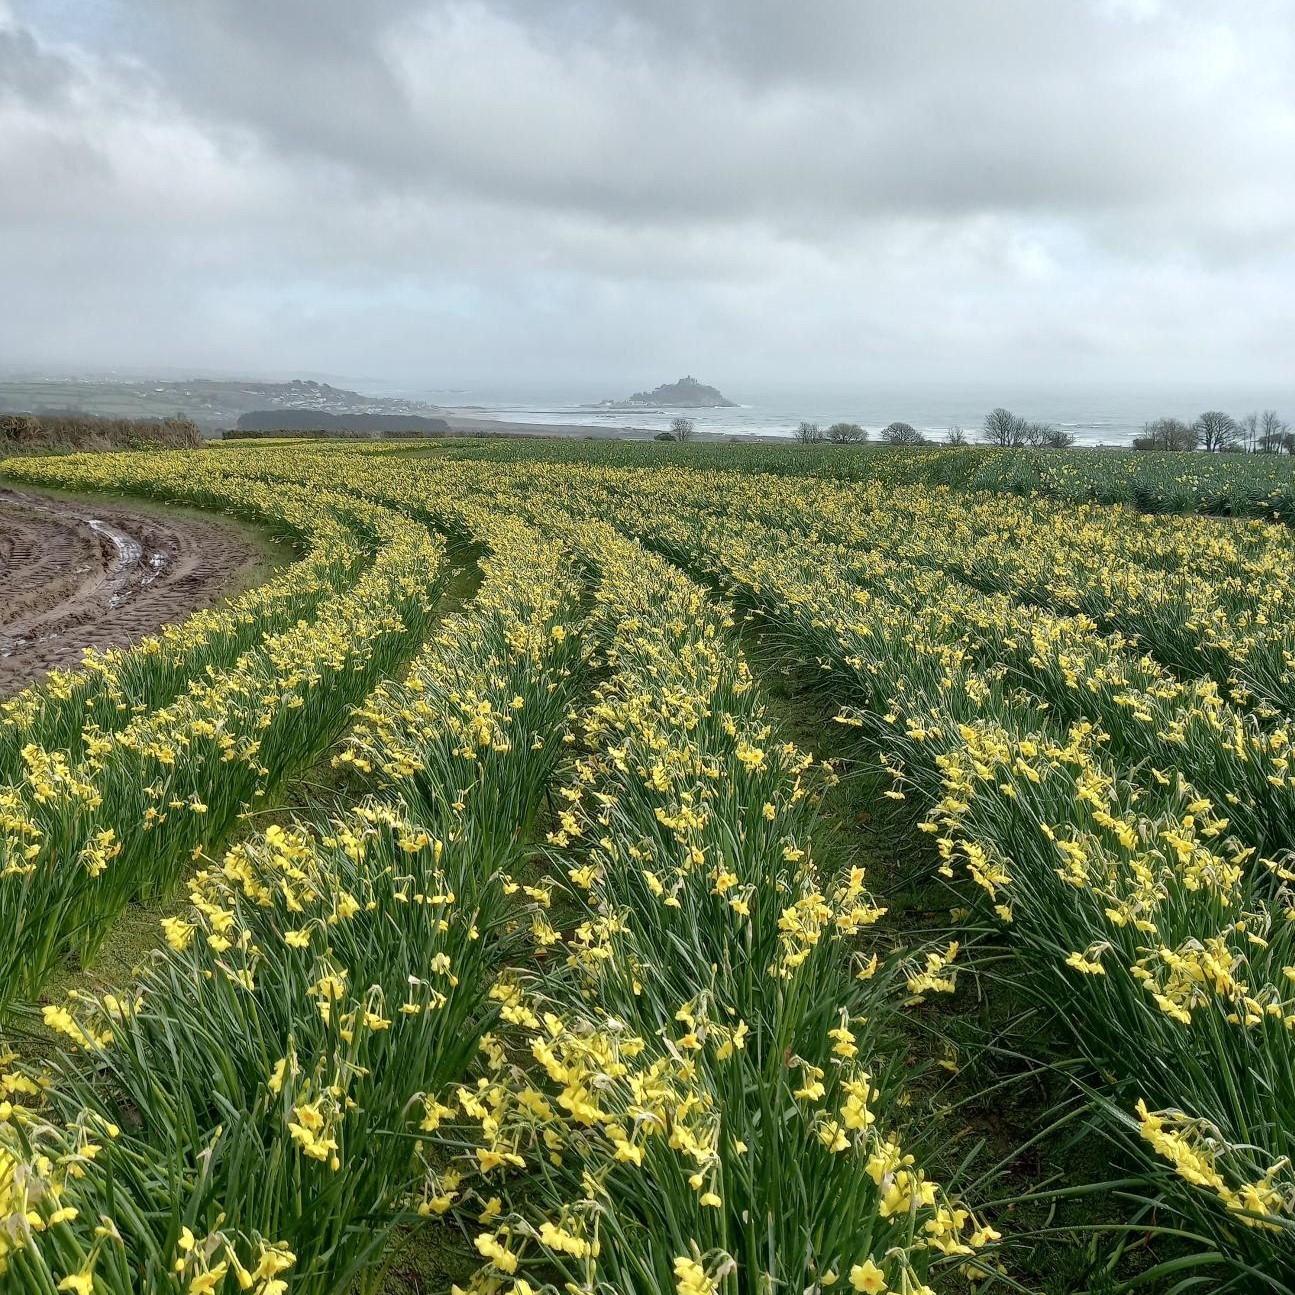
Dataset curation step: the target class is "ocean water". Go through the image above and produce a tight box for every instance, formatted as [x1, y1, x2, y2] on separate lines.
[388, 381, 1295, 449]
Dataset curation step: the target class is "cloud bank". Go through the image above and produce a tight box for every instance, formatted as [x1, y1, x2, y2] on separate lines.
[2, 0, 1293, 386]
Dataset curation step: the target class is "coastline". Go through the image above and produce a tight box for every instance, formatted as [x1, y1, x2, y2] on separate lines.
[436, 411, 764, 441]
[438, 412, 656, 439]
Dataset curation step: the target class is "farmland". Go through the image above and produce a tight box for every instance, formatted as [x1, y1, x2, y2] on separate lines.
[1, 439, 1294, 1295]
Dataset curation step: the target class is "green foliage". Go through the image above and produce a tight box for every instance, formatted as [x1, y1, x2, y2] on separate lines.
[0, 413, 203, 453]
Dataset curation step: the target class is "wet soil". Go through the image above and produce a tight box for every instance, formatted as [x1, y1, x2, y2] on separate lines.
[0, 486, 272, 694]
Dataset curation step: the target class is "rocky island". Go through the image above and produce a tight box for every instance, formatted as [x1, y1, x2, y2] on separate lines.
[595, 375, 738, 409]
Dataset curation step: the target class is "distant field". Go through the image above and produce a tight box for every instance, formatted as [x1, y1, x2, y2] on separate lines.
[1, 439, 1294, 1295]
[441, 434, 1295, 518]
[0, 381, 210, 421]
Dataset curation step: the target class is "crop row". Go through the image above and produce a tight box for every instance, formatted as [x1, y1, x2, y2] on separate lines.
[433, 515, 990, 1295]
[422, 436, 1295, 521]
[551, 468, 1295, 1285]
[0, 494, 589, 1293]
[578, 460, 1295, 718]
[0, 455, 446, 1016]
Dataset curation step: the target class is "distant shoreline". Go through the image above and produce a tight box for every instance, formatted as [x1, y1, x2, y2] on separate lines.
[435, 411, 765, 440]
[438, 411, 653, 439]
[10, 374, 1294, 449]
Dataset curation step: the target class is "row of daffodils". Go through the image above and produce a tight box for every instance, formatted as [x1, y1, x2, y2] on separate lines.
[0, 453, 447, 1017]
[0, 482, 590, 1292]
[430, 515, 991, 1295]
[526, 456, 1295, 1284]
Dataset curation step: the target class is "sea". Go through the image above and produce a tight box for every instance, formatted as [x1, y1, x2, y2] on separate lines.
[373, 381, 1295, 449]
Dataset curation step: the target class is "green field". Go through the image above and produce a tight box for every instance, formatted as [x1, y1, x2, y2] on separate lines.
[1, 439, 1294, 1295]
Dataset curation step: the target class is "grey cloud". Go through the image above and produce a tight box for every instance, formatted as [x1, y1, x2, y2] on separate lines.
[0, 21, 72, 102]
[1, 0, 1294, 386]
[63, 1, 1295, 229]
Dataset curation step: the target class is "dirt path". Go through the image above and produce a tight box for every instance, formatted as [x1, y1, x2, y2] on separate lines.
[0, 486, 274, 694]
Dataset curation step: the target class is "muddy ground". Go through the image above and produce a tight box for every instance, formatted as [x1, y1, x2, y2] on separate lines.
[0, 486, 276, 694]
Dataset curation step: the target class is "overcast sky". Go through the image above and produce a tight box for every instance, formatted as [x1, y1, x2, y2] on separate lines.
[2, 0, 1293, 390]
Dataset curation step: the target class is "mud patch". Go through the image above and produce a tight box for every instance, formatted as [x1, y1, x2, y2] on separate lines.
[0, 487, 272, 694]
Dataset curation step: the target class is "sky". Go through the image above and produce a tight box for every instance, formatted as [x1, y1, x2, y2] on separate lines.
[2, 0, 1294, 391]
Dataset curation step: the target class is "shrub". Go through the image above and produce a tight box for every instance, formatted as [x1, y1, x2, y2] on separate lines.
[1025, 422, 1075, 449]
[880, 422, 925, 445]
[1132, 418, 1200, 452]
[0, 413, 203, 452]
[980, 408, 1029, 447]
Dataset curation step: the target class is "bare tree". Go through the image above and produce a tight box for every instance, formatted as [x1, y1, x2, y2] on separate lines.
[1132, 418, 1199, 451]
[879, 421, 925, 445]
[670, 416, 696, 442]
[1194, 410, 1239, 453]
[1258, 410, 1290, 454]
[944, 424, 968, 446]
[794, 420, 823, 444]
[980, 408, 1029, 447]
[1024, 421, 1075, 449]
[826, 421, 867, 444]
[1237, 411, 1260, 453]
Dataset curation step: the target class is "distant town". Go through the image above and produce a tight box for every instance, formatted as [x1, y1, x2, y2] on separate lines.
[0, 377, 442, 435]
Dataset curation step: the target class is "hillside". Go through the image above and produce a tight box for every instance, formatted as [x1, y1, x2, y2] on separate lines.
[0, 377, 444, 434]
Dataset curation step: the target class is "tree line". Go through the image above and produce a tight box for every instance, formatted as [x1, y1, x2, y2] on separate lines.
[786, 407, 1294, 453]
[792, 411, 1075, 448]
[1130, 410, 1293, 453]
